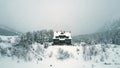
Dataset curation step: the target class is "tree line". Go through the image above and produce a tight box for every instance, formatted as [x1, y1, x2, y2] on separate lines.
[20, 29, 53, 44]
[73, 19, 120, 45]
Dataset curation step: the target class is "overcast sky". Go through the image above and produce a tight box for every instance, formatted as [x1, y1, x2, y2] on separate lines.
[0, 0, 120, 35]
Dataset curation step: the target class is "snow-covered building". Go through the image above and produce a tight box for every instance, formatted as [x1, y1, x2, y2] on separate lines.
[53, 31, 72, 45]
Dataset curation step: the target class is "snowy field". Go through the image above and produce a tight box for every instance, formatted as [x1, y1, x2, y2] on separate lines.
[0, 36, 120, 68]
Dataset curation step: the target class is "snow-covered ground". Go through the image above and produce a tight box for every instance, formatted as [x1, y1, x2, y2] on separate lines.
[0, 36, 120, 68]
[0, 35, 18, 45]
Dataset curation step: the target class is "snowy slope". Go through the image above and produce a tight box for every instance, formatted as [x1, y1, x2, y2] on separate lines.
[0, 36, 18, 48]
[0, 44, 120, 68]
[0, 35, 18, 43]
[0, 35, 120, 68]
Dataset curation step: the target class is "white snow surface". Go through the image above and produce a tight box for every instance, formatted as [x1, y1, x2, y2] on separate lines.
[0, 45, 120, 68]
[0, 35, 18, 43]
[0, 36, 120, 68]
[0, 35, 18, 48]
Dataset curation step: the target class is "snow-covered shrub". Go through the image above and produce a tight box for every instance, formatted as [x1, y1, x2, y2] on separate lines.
[82, 45, 94, 61]
[0, 47, 12, 57]
[43, 42, 49, 49]
[82, 44, 111, 62]
[16, 34, 32, 51]
[7, 37, 12, 43]
[0, 48, 7, 56]
[11, 46, 33, 61]
[12, 36, 21, 46]
[32, 43, 45, 58]
[0, 35, 46, 61]
[57, 48, 71, 60]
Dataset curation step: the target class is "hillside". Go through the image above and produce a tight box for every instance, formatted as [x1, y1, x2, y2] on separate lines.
[0, 35, 120, 68]
[0, 25, 20, 36]
[73, 19, 120, 45]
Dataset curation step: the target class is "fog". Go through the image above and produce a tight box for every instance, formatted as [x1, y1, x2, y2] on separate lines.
[0, 0, 120, 35]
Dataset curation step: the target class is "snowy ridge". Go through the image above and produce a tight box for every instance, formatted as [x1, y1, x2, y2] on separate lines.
[0, 25, 13, 32]
[0, 25, 18, 34]
[0, 25, 21, 36]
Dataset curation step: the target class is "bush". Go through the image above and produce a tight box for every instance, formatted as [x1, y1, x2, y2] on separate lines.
[57, 48, 70, 60]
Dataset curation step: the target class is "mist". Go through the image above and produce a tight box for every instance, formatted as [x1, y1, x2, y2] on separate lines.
[0, 0, 120, 35]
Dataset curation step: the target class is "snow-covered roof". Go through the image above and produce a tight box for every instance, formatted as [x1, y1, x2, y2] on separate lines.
[53, 31, 72, 39]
